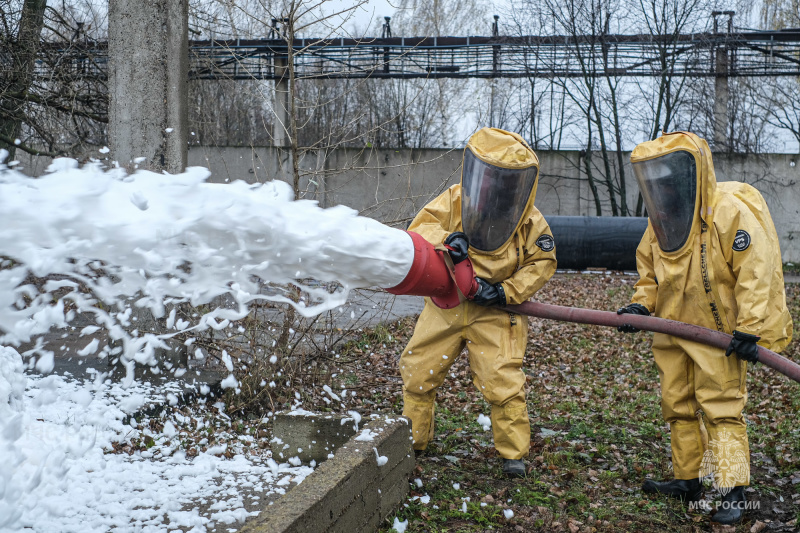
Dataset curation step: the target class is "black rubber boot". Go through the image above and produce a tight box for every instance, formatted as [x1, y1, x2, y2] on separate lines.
[711, 486, 746, 525]
[642, 478, 703, 503]
[502, 459, 526, 478]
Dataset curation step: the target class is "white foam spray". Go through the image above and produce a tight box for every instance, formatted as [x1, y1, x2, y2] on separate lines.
[0, 155, 413, 357]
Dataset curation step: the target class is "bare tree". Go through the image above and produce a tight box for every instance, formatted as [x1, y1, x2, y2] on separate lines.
[760, 0, 800, 29]
[1, 0, 109, 159]
[633, 0, 703, 139]
[505, 0, 779, 215]
[755, 80, 800, 153]
[356, 0, 491, 150]
[1, 0, 48, 158]
[189, 79, 274, 146]
[539, 0, 633, 215]
[181, 1, 449, 396]
[753, 0, 800, 153]
[500, 3, 579, 149]
[628, 0, 708, 213]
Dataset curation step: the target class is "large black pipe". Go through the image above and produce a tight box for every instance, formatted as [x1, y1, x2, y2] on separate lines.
[544, 216, 648, 271]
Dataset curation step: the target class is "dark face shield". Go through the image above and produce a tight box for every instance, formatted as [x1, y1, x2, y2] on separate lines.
[632, 150, 698, 252]
[461, 148, 539, 252]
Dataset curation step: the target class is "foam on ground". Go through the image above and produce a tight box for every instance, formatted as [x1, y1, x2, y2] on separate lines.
[0, 348, 312, 531]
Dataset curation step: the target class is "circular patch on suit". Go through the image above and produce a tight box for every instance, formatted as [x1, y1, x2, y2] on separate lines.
[732, 230, 751, 252]
[535, 234, 555, 252]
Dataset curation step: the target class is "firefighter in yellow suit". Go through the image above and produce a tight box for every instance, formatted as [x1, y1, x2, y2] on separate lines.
[399, 128, 557, 477]
[618, 131, 792, 524]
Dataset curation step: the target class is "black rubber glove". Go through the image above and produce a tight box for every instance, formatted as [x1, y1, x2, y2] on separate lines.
[471, 277, 506, 307]
[444, 232, 469, 264]
[616, 303, 650, 333]
[725, 330, 760, 363]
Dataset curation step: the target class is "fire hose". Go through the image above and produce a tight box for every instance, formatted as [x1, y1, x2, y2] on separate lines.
[386, 230, 800, 384]
[506, 301, 800, 384]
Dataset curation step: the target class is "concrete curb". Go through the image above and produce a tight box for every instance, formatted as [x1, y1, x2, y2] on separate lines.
[271, 411, 359, 464]
[240, 415, 414, 533]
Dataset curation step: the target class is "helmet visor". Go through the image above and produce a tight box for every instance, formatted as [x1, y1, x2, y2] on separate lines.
[461, 148, 538, 252]
[632, 150, 697, 252]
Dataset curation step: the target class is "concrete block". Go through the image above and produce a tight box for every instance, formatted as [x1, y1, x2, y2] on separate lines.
[312, 453, 379, 525]
[251, 429, 376, 527]
[272, 411, 358, 463]
[243, 447, 375, 533]
[381, 453, 415, 488]
[352, 417, 413, 526]
[379, 477, 411, 521]
[329, 481, 380, 533]
[370, 418, 413, 478]
[240, 414, 414, 533]
[359, 511, 382, 533]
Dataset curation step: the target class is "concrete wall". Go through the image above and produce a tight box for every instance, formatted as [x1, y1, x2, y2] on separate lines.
[713, 153, 800, 263]
[271, 412, 358, 463]
[11, 146, 800, 262]
[187, 146, 800, 263]
[188, 145, 465, 227]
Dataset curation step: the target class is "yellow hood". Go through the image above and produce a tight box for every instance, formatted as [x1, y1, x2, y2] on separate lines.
[466, 127, 540, 170]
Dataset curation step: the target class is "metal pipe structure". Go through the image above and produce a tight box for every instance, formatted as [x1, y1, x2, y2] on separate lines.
[30, 28, 800, 82]
[506, 301, 800, 384]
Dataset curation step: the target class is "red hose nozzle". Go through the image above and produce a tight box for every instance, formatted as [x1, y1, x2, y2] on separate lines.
[385, 231, 478, 309]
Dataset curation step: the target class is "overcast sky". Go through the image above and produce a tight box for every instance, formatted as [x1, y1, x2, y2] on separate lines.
[314, 0, 399, 36]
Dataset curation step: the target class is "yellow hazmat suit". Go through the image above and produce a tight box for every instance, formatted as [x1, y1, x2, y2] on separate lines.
[399, 128, 557, 459]
[629, 132, 792, 486]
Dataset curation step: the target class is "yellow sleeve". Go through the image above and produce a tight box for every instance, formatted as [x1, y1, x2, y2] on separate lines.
[499, 208, 557, 305]
[407, 186, 457, 245]
[631, 226, 658, 313]
[715, 203, 776, 338]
